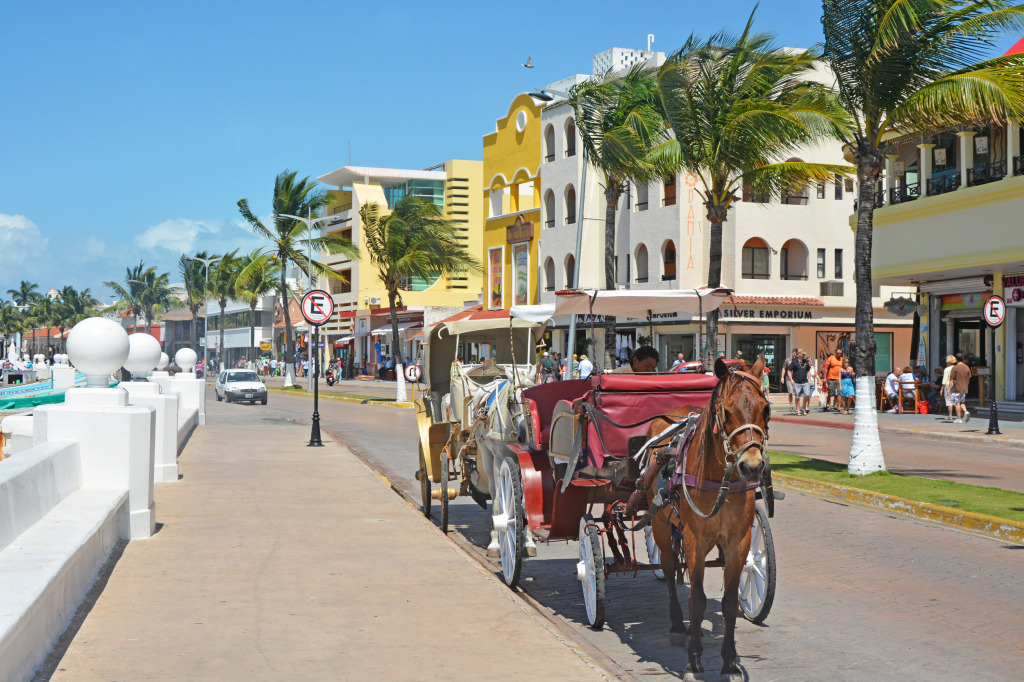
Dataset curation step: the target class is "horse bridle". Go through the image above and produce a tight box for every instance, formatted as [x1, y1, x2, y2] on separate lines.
[679, 369, 770, 520]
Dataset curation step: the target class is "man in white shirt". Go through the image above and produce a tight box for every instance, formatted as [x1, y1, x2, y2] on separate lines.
[578, 355, 594, 379]
[884, 368, 901, 412]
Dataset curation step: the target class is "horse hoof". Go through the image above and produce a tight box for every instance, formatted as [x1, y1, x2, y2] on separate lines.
[682, 672, 704, 682]
[669, 631, 686, 646]
[486, 546, 500, 558]
[721, 674, 743, 682]
[526, 545, 537, 557]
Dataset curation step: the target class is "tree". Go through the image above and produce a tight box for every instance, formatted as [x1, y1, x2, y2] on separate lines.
[237, 170, 358, 387]
[567, 63, 675, 369]
[135, 267, 179, 336]
[26, 296, 61, 356]
[235, 249, 281, 361]
[104, 262, 150, 332]
[360, 196, 480, 401]
[0, 300, 22, 357]
[821, 0, 1024, 474]
[6, 280, 40, 307]
[208, 250, 240, 368]
[180, 252, 213, 352]
[657, 12, 851, 367]
[56, 286, 98, 352]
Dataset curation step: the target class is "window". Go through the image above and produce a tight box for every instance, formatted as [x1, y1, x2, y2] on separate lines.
[834, 249, 843, 279]
[844, 178, 854, 193]
[816, 183, 825, 199]
[564, 254, 576, 288]
[565, 185, 576, 224]
[663, 175, 677, 206]
[544, 190, 555, 228]
[817, 248, 826, 278]
[741, 238, 770, 279]
[834, 173, 843, 200]
[544, 258, 555, 291]
[662, 240, 676, 281]
[780, 239, 809, 280]
[636, 182, 649, 211]
[544, 124, 555, 162]
[565, 119, 577, 157]
[742, 181, 769, 203]
[635, 244, 649, 283]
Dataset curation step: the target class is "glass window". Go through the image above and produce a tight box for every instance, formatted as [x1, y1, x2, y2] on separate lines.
[834, 249, 843, 279]
[834, 174, 843, 200]
[817, 249, 826, 278]
[742, 246, 770, 279]
[816, 183, 825, 199]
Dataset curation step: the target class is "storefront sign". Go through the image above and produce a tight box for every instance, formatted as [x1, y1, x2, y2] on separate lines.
[259, 342, 271, 351]
[883, 296, 916, 317]
[934, 148, 947, 166]
[488, 246, 504, 310]
[513, 242, 529, 306]
[1002, 273, 1024, 300]
[505, 216, 534, 243]
[976, 136, 989, 154]
[720, 308, 816, 320]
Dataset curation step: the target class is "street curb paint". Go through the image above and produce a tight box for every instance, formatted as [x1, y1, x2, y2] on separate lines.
[775, 472, 1024, 545]
[266, 386, 414, 409]
[773, 415, 1024, 450]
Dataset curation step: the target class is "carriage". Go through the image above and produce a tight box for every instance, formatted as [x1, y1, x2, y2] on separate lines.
[489, 289, 780, 630]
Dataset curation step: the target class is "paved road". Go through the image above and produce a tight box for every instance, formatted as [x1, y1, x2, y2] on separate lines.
[260, 391, 1024, 680]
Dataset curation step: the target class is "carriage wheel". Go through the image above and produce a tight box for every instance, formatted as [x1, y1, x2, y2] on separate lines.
[644, 526, 665, 580]
[418, 445, 431, 519]
[577, 513, 606, 629]
[739, 502, 776, 624]
[440, 446, 451, 534]
[494, 458, 525, 588]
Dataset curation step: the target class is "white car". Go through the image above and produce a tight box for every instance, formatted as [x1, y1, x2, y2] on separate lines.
[215, 370, 268, 405]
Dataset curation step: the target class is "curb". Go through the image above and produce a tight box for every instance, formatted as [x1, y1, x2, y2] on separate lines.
[775, 472, 1024, 545]
[773, 414, 1024, 449]
[266, 386, 414, 409]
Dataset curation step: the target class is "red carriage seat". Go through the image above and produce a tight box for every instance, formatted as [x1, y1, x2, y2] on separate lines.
[521, 379, 593, 447]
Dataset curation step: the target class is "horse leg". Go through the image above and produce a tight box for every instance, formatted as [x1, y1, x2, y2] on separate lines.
[684, 537, 708, 681]
[719, 545, 744, 681]
[478, 437, 500, 557]
[654, 511, 686, 645]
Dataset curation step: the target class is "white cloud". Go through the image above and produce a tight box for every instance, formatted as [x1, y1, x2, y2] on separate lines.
[135, 217, 266, 256]
[0, 213, 48, 264]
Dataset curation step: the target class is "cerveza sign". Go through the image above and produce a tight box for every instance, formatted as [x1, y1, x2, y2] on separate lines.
[721, 308, 816, 320]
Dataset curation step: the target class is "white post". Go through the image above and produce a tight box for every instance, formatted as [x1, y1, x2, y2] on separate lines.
[918, 143, 935, 194]
[885, 155, 898, 200]
[849, 375, 887, 474]
[1007, 123, 1020, 174]
[958, 131, 975, 189]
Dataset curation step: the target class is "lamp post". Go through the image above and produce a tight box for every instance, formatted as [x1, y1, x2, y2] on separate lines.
[184, 256, 221, 382]
[278, 212, 342, 392]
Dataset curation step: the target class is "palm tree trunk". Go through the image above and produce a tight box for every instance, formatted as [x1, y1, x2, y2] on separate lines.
[280, 259, 296, 388]
[191, 307, 199, 352]
[849, 156, 886, 475]
[388, 287, 407, 402]
[603, 185, 621, 372]
[705, 217, 725, 368]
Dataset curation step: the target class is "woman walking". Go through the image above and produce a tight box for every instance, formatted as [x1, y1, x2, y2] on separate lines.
[839, 358, 856, 414]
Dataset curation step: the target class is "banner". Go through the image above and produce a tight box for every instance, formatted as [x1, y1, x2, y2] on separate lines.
[488, 246, 504, 309]
[513, 243, 529, 306]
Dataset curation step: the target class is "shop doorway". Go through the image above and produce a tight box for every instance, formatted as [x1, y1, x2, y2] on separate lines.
[659, 333, 696, 370]
[733, 334, 787, 390]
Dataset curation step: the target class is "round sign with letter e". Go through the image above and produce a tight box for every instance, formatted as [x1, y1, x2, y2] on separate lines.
[405, 364, 422, 382]
[983, 295, 1006, 328]
[301, 290, 334, 326]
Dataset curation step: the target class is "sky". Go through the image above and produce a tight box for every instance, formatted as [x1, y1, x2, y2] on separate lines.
[1, 0, 1019, 303]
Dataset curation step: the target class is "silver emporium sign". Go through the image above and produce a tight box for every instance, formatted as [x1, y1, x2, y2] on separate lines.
[721, 308, 816, 320]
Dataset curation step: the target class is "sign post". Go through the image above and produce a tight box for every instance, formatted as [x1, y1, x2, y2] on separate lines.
[404, 363, 421, 404]
[301, 290, 334, 447]
[983, 295, 1005, 435]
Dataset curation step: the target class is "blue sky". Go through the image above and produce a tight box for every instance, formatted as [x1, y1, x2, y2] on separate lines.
[1, 1, 1018, 303]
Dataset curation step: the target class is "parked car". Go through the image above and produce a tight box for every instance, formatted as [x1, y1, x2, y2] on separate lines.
[215, 370, 268, 405]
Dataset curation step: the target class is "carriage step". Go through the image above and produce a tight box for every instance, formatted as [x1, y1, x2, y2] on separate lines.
[431, 487, 458, 501]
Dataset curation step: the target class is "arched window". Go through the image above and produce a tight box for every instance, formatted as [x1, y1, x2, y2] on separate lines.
[636, 182, 649, 211]
[544, 124, 556, 162]
[564, 254, 576, 288]
[544, 189, 555, 228]
[565, 118, 577, 157]
[781, 158, 809, 205]
[565, 185, 576, 224]
[662, 240, 676, 281]
[663, 175, 677, 206]
[635, 243, 649, 283]
[779, 239, 809, 280]
[742, 238, 770, 279]
[544, 257, 556, 291]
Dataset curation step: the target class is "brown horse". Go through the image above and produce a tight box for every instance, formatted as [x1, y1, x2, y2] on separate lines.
[651, 357, 769, 681]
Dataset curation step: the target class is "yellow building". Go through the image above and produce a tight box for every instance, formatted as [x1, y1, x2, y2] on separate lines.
[315, 160, 483, 373]
[482, 93, 545, 309]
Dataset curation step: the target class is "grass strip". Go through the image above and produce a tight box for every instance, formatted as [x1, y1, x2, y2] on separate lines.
[770, 451, 1024, 523]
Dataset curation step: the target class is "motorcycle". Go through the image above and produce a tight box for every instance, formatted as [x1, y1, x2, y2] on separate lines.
[325, 368, 336, 386]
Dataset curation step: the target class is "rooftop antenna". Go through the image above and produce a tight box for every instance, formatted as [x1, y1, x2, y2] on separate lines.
[648, 34, 655, 51]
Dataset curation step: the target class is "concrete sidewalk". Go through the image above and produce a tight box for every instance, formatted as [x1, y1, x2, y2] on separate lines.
[42, 407, 604, 680]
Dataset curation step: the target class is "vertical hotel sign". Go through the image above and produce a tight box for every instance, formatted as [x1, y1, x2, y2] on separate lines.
[513, 243, 529, 305]
[488, 246, 504, 309]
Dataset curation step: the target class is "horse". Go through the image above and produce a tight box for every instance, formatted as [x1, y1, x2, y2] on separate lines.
[651, 356, 769, 681]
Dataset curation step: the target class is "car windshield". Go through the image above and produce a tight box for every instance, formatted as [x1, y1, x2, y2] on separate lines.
[227, 371, 261, 383]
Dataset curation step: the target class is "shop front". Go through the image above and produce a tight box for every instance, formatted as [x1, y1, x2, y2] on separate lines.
[1002, 273, 1024, 401]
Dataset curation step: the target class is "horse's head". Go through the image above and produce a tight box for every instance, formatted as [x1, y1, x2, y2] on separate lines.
[713, 356, 770, 483]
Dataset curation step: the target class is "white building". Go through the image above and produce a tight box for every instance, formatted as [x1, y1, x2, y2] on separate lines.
[204, 297, 275, 369]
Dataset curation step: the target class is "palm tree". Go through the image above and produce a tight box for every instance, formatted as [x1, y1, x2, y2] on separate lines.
[7, 281, 40, 307]
[567, 63, 675, 369]
[180, 252, 213, 352]
[821, 0, 1024, 474]
[237, 170, 358, 387]
[56, 286, 98, 352]
[0, 301, 22, 358]
[360, 196, 480, 401]
[657, 12, 851, 367]
[27, 296, 61, 356]
[235, 249, 281, 361]
[135, 268, 179, 336]
[208, 251, 240, 367]
[104, 262, 150, 332]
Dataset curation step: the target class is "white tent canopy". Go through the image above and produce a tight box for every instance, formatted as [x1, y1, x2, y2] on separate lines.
[510, 288, 733, 322]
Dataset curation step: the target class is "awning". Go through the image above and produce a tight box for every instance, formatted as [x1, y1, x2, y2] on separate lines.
[333, 336, 354, 346]
[511, 288, 734, 321]
[370, 321, 422, 336]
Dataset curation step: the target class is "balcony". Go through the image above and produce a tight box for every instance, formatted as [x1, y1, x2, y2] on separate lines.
[781, 274, 809, 281]
[780, 194, 809, 205]
[889, 182, 920, 205]
[927, 173, 961, 196]
[968, 160, 1007, 186]
[661, 274, 676, 282]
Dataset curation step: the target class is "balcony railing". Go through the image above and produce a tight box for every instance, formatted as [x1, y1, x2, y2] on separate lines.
[566, 216, 576, 225]
[635, 276, 649, 283]
[662, 274, 676, 281]
[741, 272, 770, 280]
[545, 219, 555, 228]
[889, 182, 920, 205]
[1015, 156, 1024, 176]
[781, 274, 809, 281]
[566, 147, 576, 157]
[927, 173, 961, 196]
[636, 201, 648, 211]
[544, 285, 555, 292]
[545, 154, 555, 162]
[967, 160, 1007, 186]
[780, 194, 809, 205]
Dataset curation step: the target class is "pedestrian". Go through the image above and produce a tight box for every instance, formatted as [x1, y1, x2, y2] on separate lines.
[784, 349, 798, 413]
[578, 354, 593, 380]
[948, 353, 972, 423]
[270, 357, 278, 377]
[613, 345, 659, 373]
[571, 353, 579, 379]
[761, 366, 770, 394]
[820, 348, 844, 412]
[884, 367, 901, 412]
[540, 352, 556, 383]
[553, 352, 563, 380]
[941, 355, 956, 420]
[671, 352, 686, 370]
[899, 365, 917, 409]
[839, 358, 855, 414]
[789, 349, 812, 415]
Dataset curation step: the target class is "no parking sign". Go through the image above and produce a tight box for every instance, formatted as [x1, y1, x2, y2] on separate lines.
[983, 295, 1005, 329]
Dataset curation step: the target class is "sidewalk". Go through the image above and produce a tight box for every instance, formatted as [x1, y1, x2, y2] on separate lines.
[262, 375, 413, 402]
[43, 407, 604, 680]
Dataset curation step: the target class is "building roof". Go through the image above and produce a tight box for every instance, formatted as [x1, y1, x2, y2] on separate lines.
[317, 165, 447, 189]
[161, 307, 204, 321]
[727, 295, 825, 307]
[1005, 37, 1024, 56]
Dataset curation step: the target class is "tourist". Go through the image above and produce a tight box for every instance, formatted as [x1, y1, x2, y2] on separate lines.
[789, 349, 812, 415]
[671, 352, 686, 370]
[784, 348, 798, 413]
[613, 345, 659, 373]
[839, 358, 855, 414]
[899, 366, 917, 410]
[820, 348, 844, 412]
[540, 352, 556, 383]
[941, 355, 956, 419]
[270, 357, 278, 377]
[578, 354, 593, 380]
[885, 367, 901, 412]
[761, 366, 771, 394]
[949, 353, 972, 423]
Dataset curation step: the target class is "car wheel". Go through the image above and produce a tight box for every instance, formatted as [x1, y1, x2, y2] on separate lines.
[261, 397, 267, 405]
[215, 391, 222, 402]
[225, 394, 232, 403]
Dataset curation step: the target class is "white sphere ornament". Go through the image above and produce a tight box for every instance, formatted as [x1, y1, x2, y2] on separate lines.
[175, 347, 198, 373]
[66, 317, 131, 387]
[124, 333, 162, 378]
[157, 352, 169, 370]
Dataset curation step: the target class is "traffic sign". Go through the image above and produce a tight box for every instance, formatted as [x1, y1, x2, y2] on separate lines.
[301, 290, 334, 326]
[983, 295, 1006, 328]
[405, 364, 422, 382]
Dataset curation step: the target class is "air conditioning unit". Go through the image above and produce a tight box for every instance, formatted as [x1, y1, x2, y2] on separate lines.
[367, 297, 381, 306]
[820, 281, 844, 297]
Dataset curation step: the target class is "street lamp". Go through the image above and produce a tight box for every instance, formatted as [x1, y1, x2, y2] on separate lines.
[184, 256, 221, 383]
[278, 212, 343, 392]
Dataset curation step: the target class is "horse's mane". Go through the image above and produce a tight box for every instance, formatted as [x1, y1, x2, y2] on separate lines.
[689, 375, 727, 487]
